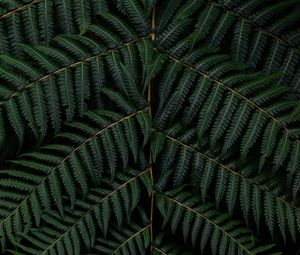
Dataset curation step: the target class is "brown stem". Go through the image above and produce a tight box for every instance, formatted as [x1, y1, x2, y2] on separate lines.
[149, 3, 156, 253]
[0, 0, 36, 21]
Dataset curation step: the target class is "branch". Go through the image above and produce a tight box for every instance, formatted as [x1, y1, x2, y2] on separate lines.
[152, 246, 168, 255]
[0, 0, 36, 21]
[148, 3, 157, 252]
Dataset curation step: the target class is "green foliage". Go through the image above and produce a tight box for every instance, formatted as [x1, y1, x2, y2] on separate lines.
[0, 0, 299, 254]
[157, 189, 278, 255]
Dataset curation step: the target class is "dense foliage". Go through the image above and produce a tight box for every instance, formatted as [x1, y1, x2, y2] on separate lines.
[0, 0, 300, 254]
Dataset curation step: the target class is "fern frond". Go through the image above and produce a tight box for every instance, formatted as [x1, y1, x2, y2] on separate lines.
[0, 1, 92, 55]
[36, 45, 73, 65]
[99, 13, 137, 42]
[210, 11, 236, 46]
[9, 169, 151, 254]
[0, 1, 299, 254]
[91, 223, 150, 254]
[0, 65, 27, 88]
[31, 85, 48, 141]
[154, 70, 196, 129]
[143, 53, 167, 93]
[53, 0, 74, 34]
[0, 32, 152, 148]
[156, 190, 279, 255]
[90, 0, 109, 14]
[0, 0, 153, 57]
[21, 44, 57, 71]
[37, 0, 54, 44]
[0, 109, 150, 245]
[156, 0, 300, 90]
[73, 0, 91, 35]
[156, 19, 191, 49]
[154, 46, 300, 194]
[0, 55, 40, 80]
[0, 1, 36, 18]
[5, 99, 24, 150]
[156, 0, 182, 34]
[122, 0, 150, 35]
[231, 20, 251, 62]
[191, 4, 221, 46]
[74, 62, 90, 116]
[153, 132, 300, 240]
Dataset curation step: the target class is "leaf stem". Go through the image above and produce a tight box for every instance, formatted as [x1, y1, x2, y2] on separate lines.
[0, 0, 36, 21]
[152, 246, 168, 255]
[149, 3, 156, 252]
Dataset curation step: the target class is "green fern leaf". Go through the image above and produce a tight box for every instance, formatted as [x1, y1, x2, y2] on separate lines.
[0, 2, 299, 254]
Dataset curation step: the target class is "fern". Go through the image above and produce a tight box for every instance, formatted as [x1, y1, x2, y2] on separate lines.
[6, 169, 151, 254]
[156, 189, 278, 255]
[154, 47, 300, 199]
[0, 0, 299, 254]
[0, 28, 155, 148]
[156, 0, 300, 91]
[0, 108, 150, 248]
[89, 222, 151, 255]
[153, 130, 300, 241]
